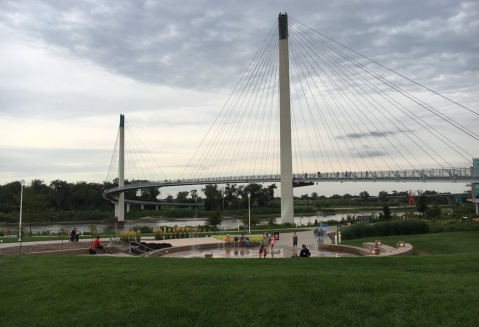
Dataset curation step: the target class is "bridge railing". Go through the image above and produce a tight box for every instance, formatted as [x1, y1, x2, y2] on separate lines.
[103, 167, 476, 193]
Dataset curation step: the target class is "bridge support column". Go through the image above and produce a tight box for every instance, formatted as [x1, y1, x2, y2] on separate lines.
[127, 203, 130, 213]
[278, 13, 294, 224]
[117, 114, 125, 229]
[112, 201, 119, 217]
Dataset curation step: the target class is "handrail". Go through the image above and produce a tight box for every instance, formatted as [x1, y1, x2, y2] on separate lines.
[111, 237, 153, 256]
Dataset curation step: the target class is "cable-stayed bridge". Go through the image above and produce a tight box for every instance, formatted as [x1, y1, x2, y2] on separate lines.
[103, 13, 479, 227]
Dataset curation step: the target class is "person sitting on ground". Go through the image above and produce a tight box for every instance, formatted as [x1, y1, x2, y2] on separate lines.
[234, 235, 239, 247]
[259, 245, 267, 258]
[245, 237, 251, 247]
[93, 235, 107, 253]
[225, 234, 231, 246]
[240, 234, 245, 246]
[299, 244, 311, 257]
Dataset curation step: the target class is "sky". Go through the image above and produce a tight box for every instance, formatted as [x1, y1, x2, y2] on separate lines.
[0, 0, 478, 197]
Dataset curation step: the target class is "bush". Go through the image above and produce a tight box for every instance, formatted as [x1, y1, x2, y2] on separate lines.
[428, 220, 479, 233]
[341, 220, 429, 240]
[129, 225, 153, 233]
[119, 230, 141, 243]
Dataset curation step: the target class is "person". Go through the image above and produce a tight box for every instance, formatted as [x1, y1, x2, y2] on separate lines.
[314, 219, 318, 227]
[225, 234, 231, 247]
[234, 235, 239, 247]
[240, 234, 245, 246]
[293, 232, 298, 257]
[259, 245, 267, 258]
[70, 228, 76, 242]
[270, 234, 275, 252]
[93, 235, 107, 253]
[75, 227, 80, 242]
[245, 237, 251, 247]
[300, 244, 311, 257]
[5, 228, 10, 237]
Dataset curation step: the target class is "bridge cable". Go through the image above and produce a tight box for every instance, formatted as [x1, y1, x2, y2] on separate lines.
[291, 23, 433, 170]
[290, 18, 479, 143]
[291, 35, 363, 173]
[290, 34, 370, 173]
[289, 17, 479, 117]
[291, 24, 419, 170]
[291, 21, 474, 162]
[179, 21, 277, 180]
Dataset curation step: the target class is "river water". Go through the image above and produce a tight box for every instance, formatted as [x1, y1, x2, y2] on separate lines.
[1, 211, 412, 234]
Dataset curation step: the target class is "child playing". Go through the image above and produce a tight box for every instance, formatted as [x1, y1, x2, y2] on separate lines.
[259, 245, 267, 258]
[245, 237, 251, 247]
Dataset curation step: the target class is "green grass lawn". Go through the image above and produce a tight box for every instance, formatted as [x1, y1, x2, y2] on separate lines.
[341, 231, 479, 255]
[1, 248, 479, 326]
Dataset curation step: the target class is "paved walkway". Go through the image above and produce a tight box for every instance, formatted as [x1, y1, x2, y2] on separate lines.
[0, 227, 346, 258]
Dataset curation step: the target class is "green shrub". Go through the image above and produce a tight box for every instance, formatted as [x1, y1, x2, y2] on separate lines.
[428, 220, 479, 233]
[341, 220, 429, 240]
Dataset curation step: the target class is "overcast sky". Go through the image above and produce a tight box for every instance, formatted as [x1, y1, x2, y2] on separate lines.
[0, 0, 478, 197]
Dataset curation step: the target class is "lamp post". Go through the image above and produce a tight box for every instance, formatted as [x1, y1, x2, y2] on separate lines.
[248, 193, 251, 234]
[18, 180, 25, 242]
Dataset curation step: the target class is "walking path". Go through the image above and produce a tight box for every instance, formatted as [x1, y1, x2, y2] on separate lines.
[0, 226, 346, 258]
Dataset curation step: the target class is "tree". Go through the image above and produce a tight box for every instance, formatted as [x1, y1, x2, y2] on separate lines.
[416, 194, 428, 214]
[201, 184, 222, 211]
[311, 192, 319, 199]
[207, 208, 223, 232]
[176, 191, 189, 203]
[378, 191, 388, 202]
[383, 204, 391, 221]
[242, 213, 260, 229]
[359, 191, 370, 201]
[190, 189, 199, 202]
[427, 203, 442, 218]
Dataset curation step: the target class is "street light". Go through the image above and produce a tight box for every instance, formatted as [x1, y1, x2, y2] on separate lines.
[247, 193, 251, 234]
[18, 180, 25, 242]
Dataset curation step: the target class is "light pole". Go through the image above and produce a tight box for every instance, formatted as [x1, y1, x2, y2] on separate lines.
[18, 180, 25, 242]
[248, 193, 251, 234]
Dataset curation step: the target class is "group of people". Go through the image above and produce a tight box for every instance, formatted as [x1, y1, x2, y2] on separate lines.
[292, 232, 311, 257]
[225, 234, 251, 247]
[259, 232, 310, 258]
[69, 227, 80, 242]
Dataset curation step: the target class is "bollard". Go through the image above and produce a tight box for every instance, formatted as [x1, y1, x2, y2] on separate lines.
[338, 231, 341, 244]
[334, 235, 337, 244]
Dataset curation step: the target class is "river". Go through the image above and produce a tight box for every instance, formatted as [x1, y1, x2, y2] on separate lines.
[1, 211, 413, 234]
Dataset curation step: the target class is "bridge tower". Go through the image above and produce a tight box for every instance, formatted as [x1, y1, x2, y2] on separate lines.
[278, 13, 294, 223]
[117, 114, 125, 228]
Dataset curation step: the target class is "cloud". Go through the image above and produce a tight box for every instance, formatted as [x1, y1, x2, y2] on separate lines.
[0, 0, 478, 185]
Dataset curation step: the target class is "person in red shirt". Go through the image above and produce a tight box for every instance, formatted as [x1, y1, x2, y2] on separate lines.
[93, 236, 107, 253]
